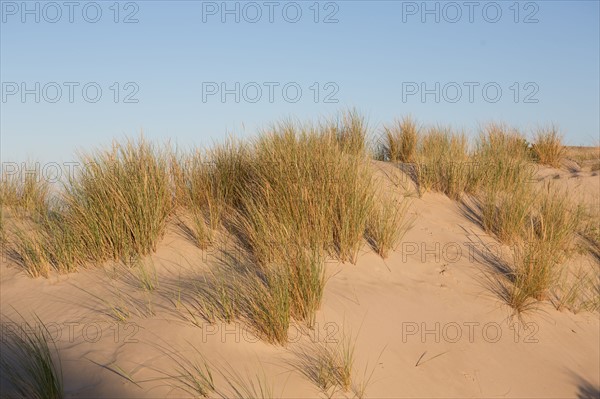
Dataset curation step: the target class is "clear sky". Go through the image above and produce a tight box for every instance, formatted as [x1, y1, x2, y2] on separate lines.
[1, 0, 599, 164]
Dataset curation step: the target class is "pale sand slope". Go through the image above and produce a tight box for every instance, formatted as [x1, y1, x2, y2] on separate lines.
[1, 164, 598, 398]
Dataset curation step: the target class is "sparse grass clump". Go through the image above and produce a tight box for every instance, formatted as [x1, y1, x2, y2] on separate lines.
[178, 153, 217, 248]
[121, 342, 274, 398]
[0, 163, 50, 243]
[551, 268, 600, 313]
[217, 363, 274, 399]
[11, 224, 52, 277]
[461, 125, 585, 313]
[366, 189, 413, 258]
[171, 257, 292, 345]
[531, 126, 565, 168]
[379, 116, 419, 163]
[470, 124, 538, 245]
[156, 343, 215, 397]
[471, 123, 533, 192]
[327, 109, 369, 157]
[479, 185, 533, 245]
[531, 183, 584, 253]
[0, 314, 64, 399]
[177, 246, 324, 344]
[498, 184, 584, 312]
[0, 162, 50, 216]
[284, 247, 326, 324]
[509, 236, 561, 307]
[291, 332, 356, 394]
[176, 140, 252, 249]
[330, 157, 376, 263]
[382, 122, 535, 202]
[131, 259, 159, 292]
[9, 210, 82, 277]
[238, 264, 292, 344]
[414, 127, 471, 199]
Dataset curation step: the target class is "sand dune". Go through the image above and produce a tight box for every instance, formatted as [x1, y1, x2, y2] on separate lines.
[1, 156, 598, 398]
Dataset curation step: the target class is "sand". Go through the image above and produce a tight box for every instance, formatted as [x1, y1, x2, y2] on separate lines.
[1, 162, 598, 398]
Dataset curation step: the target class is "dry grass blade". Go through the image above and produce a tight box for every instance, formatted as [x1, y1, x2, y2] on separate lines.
[159, 344, 215, 397]
[0, 313, 64, 399]
[215, 364, 274, 399]
[289, 332, 356, 394]
[551, 267, 600, 313]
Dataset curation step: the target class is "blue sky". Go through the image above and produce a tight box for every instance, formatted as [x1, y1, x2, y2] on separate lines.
[1, 0, 599, 164]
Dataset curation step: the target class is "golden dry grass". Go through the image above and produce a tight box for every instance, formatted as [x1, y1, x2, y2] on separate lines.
[2, 112, 596, 324]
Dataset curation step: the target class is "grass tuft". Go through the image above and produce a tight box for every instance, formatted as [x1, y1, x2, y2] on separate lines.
[290, 331, 356, 395]
[0, 162, 50, 216]
[531, 126, 565, 168]
[478, 185, 533, 245]
[10, 138, 173, 275]
[327, 108, 369, 157]
[551, 268, 600, 313]
[366, 188, 413, 258]
[64, 137, 173, 263]
[414, 127, 470, 199]
[379, 116, 419, 163]
[492, 183, 584, 312]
